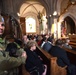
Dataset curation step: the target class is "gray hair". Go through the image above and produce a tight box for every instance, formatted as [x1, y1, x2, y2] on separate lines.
[27, 40, 36, 49]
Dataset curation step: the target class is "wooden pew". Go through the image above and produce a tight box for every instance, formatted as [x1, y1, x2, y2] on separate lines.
[19, 45, 67, 75]
[36, 45, 67, 75]
[69, 42, 76, 46]
[19, 65, 30, 75]
[62, 47, 76, 65]
[69, 42, 76, 49]
[68, 34, 76, 49]
[69, 34, 76, 43]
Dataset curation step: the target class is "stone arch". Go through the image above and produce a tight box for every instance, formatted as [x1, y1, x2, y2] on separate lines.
[22, 12, 39, 34]
[59, 12, 76, 34]
[57, 0, 63, 15]
[59, 12, 76, 24]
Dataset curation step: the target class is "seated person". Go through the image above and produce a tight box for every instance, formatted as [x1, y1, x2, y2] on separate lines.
[63, 38, 72, 49]
[0, 14, 27, 75]
[42, 37, 53, 52]
[36, 35, 43, 46]
[25, 40, 47, 75]
[49, 39, 76, 75]
[41, 36, 47, 48]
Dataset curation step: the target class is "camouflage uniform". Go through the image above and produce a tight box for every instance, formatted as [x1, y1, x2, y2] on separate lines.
[0, 38, 6, 50]
[0, 38, 26, 75]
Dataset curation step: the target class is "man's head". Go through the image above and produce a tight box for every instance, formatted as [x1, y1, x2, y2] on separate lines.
[55, 39, 63, 46]
[0, 15, 5, 35]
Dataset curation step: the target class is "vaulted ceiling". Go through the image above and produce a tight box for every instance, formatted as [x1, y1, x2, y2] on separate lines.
[1, 0, 76, 25]
[1, 0, 73, 18]
[19, 1, 46, 17]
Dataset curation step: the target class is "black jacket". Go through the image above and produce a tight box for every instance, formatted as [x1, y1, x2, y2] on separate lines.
[49, 46, 76, 75]
[25, 48, 44, 75]
[49, 46, 71, 67]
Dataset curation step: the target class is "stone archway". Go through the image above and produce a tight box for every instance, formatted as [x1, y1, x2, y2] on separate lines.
[64, 16, 75, 34]
[19, 1, 47, 34]
[57, 12, 76, 38]
[61, 16, 75, 37]
[59, 13, 76, 34]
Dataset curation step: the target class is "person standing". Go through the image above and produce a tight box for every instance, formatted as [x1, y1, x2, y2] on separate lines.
[0, 14, 27, 75]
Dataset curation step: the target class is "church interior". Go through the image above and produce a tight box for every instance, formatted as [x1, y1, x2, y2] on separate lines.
[0, 0, 76, 75]
[0, 0, 76, 39]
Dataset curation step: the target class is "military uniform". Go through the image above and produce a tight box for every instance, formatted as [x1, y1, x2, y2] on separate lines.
[0, 38, 6, 50]
[0, 38, 26, 75]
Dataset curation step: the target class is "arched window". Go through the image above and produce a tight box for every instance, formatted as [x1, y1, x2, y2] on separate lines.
[26, 17, 36, 33]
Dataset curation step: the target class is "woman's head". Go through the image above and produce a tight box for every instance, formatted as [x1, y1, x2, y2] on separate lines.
[27, 40, 36, 51]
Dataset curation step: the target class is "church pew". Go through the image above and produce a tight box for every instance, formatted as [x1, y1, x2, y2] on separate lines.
[36, 45, 67, 75]
[19, 45, 67, 75]
[69, 34, 76, 43]
[62, 47, 76, 65]
[69, 42, 76, 49]
[19, 65, 30, 75]
[69, 42, 76, 46]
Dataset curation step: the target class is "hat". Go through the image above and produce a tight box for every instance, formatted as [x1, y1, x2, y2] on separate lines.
[0, 15, 4, 22]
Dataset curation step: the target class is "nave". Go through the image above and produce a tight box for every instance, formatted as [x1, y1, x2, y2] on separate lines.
[0, 0, 76, 75]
